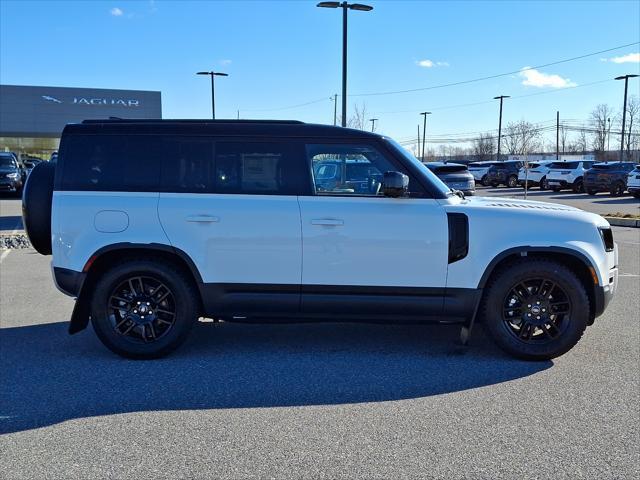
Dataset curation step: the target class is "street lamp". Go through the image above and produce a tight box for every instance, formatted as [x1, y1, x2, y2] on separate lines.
[369, 118, 378, 132]
[317, 2, 373, 127]
[494, 95, 510, 161]
[196, 71, 229, 119]
[420, 111, 432, 161]
[615, 74, 639, 161]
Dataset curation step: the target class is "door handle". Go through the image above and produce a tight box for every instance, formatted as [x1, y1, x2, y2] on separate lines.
[311, 218, 344, 226]
[186, 215, 220, 223]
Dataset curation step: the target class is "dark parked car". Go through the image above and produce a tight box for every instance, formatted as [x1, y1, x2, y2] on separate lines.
[0, 152, 25, 195]
[424, 162, 475, 195]
[584, 161, 636, 196]
[313, 159, 383, 194]
[485, 160, 524, 187]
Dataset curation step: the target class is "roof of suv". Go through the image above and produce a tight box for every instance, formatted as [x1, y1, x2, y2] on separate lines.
[63, 119, 383, 139]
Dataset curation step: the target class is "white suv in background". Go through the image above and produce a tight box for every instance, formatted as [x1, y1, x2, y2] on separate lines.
[22, 119, 618, 361]
[627, 164, 640, 198]
[546, 160, 594, 193]
[517, 160, 554, 190]
[467, 161, 496, 186]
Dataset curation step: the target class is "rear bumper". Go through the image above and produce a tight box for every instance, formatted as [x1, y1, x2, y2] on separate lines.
[584, 180, 612, 191]
[53, 266, 85, 297]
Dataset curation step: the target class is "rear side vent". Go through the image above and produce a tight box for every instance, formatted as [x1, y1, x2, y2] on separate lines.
[447, 213, 469, 263]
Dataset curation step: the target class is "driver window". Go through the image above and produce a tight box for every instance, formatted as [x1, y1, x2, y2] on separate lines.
[307, 144, 400, 196]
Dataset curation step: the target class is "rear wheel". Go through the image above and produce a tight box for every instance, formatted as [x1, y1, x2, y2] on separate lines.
[480, 175, 488, 186]
[507, 175, 518, 188]
[572, 179, 584, 193]
[481, 259, 589, 360]
[90, 259, 199, 359]
[609, 182, 625, 196]
[540, 177, 549, 190]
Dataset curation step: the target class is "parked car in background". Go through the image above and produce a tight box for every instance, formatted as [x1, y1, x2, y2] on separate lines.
[22, 158, 42, 177]
[313, 159, 383, 194]
[0, 151, 25, 195]
[468, 161, 498, 186]
[485, 160, 524, 187]
[627, 164, 640, 198]
[517, 160, 554, 190]
[546, 161, 594, 193]
[424, 162, 475, 195]
[50, 151, 58, 162]
[584, 161, 636, 196]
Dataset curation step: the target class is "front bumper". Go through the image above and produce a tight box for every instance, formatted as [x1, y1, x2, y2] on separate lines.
[0, 179, 22, 191]
[594, 267, 618, 318]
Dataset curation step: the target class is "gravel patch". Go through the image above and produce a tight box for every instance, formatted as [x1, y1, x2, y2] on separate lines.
[0, 234, 32, 249]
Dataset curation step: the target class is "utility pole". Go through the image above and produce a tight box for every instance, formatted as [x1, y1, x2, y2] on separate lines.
[417, 124, 421, 160]
[369, 118, 378, 132]
[332, 94, 338, 126]
[494, 95, 509, 161]
[615, 74, 639, 161]
[556, 111, 560, 160]
[420, 112, 431, 161]
[607, 118, 611, 153]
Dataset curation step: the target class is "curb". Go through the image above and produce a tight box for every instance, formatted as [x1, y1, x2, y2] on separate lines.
[603, 217, 640, 228]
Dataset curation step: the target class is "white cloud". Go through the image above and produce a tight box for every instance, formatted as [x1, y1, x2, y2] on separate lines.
[415, 59, 448, 68]
[220, 59, 232, 66]
[518, 67, 577, 88]
[603, 52, 640, 64]
[110, 7, 123, 16]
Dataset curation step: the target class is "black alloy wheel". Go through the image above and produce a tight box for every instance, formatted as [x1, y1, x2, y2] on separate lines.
[507, 175, 518, 188]
[609, 182, 625, 197]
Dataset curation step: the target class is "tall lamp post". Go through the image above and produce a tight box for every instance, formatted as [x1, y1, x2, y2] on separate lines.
[493, 95, 510, 161]
[615, 74, 638, 161]
[196, 71, 229, 119]
[419, 111, 431, 161]
[369, 118, 378, 132]
[317, 2, 373, 127]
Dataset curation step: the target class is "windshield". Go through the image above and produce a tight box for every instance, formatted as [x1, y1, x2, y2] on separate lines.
[383, 137, 452, 196]
[0, 155, 17, 167]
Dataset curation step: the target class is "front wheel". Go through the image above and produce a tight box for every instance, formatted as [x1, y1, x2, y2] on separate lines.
[572, 180, 584, 193]
[609, 182, 625, 196]
[481, 259, 589, 360]
[540, 177, 549, 190]
[90, 259, 199, 359]
[507, 175, 518, 188]
[480, 175, 488, 186]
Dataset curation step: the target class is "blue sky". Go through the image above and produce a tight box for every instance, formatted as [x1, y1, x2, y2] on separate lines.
[1, 0, 639, 150]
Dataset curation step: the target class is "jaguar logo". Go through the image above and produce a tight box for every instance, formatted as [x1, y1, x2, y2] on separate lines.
[41, 95, 62, 104]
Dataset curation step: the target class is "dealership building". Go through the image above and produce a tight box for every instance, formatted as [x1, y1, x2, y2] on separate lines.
[0, 85, 162, 158]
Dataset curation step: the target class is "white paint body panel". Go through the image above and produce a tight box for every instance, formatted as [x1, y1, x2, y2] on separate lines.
[157, 193, 302, 284]
[298, 196, 448, 287]
[546, 161, 592, 186]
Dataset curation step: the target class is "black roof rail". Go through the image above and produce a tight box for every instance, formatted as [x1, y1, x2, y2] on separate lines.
[81, 119, 305, 125]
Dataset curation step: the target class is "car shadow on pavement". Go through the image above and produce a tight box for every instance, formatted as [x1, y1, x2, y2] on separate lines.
[0, 320, 551, 434]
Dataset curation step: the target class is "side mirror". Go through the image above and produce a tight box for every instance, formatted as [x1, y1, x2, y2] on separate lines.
[382, 171, 409, 198]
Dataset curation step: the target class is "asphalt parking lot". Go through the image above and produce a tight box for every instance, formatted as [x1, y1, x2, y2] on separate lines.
[1, 214, 639, 478]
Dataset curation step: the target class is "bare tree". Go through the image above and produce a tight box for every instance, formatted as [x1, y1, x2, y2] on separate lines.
[589, 104, 615, 153]
[502, 120, 541, 155]
[347, 103, 368, 130]
[624, 95, 639, 158]
[560, 125, 569, 154]
[575, 130, 588, 154]
[472, 133, 495, 161]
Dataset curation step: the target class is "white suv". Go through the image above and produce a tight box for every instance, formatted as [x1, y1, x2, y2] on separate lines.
[546, 160, 595, 193]
[22, 120, 618, 360]
[517, 160, 554, 190]
[627, 164, 640, 198]
[467, 161, 496, 186]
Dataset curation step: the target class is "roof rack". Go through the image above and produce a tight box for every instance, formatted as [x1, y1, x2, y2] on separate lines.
[81, 119, 304, 125]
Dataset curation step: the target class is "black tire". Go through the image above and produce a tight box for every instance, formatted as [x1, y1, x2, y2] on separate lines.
[572, 179, 584, 194]
[480, 175, 488, 186]
[507, 175, 518, 188]
[587, 188, 598, 196]
[22, 161, 55, 255]
[609, 182, 625, 197]
[480, 258, 589, 360]
[90, 259, 199, 359]
[540, 177, 549, 190]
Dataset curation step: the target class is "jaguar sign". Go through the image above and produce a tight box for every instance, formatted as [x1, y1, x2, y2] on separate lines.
[0, 84, 161, 137]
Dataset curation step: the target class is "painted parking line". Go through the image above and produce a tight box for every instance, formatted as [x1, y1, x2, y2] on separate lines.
[0, 249, 10, 263]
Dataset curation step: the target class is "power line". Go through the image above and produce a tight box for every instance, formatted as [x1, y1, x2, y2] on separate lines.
[350, 41, 639, 97]
[242, 97, 330, 112]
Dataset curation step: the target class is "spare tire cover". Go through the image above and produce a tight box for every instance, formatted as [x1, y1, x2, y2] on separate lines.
[22, 161, 55, 255]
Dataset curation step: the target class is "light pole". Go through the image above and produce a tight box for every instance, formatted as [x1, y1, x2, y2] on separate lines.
[419, 111, 431, 161]
[607, 117, 611, 154]
[369, 118, 378, 132]
[196, 71, 229, 119]
[615, 74, 639, 161]
[317, 2, 373, 127]
[331, 94, 338, 125]
[494, 95, 510, 161]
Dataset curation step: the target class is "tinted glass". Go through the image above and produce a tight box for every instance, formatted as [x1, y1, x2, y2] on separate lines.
[549, 161, 579, 169]
[0, 155, 17, 167]
[583, 161, 594, 168]
[61, 135, 162, 191]
[162, 137, 214, 193]
[214, 142, 307, 195]
[308, 143, 426, 197]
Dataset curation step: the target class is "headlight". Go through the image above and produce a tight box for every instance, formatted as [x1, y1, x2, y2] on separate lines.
[598, 227, 614, 252]
[7, 172, 19, 179]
